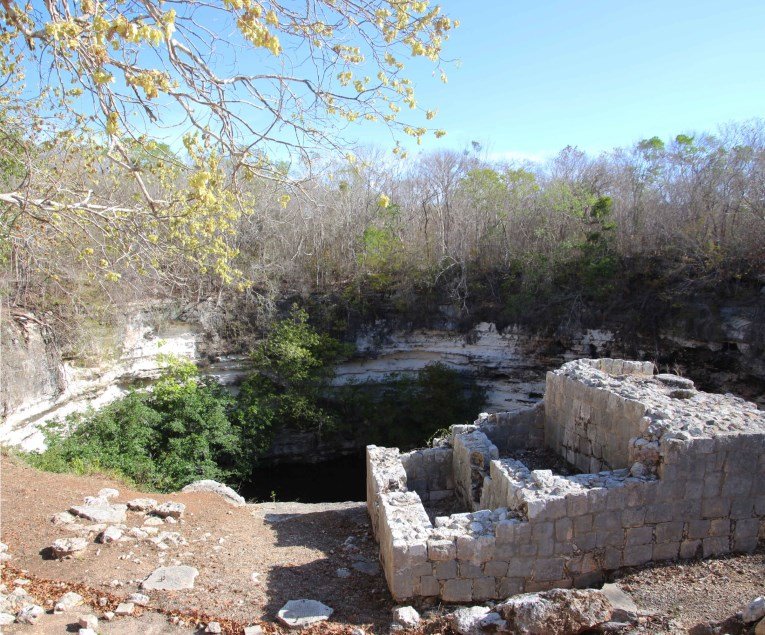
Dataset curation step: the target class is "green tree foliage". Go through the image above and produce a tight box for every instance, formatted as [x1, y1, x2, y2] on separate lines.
[235, 306, 353, 443]
[27, 359, 243, 491]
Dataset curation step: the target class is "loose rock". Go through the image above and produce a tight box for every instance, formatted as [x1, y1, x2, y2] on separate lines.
[744, 597, 765, 623]
[98, 488, 120, 499]
[54, 591, 84, 613]
[127, 593, 150, 606]
[78, 614, 99, 630]
[448, 606, 493, 635]
[392, 606, 420, 629]
[98, 526, 124, 543]
[16, 605, 44, 624]
[70, 502, 127, 524]
[152, 502, 185, 519]
[497, 588, 613, 635]
[141, 565, 198, 591]
[0, 613, 15, 626]
[115, 602, 135, 616]
[50, 537, 88, 559]
[127, 498, 158, 512]
[206, 622, 223, 633]
[276, 599, 333, 629]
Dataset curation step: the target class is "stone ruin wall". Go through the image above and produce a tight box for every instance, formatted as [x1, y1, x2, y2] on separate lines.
[366, 358, 765, 603]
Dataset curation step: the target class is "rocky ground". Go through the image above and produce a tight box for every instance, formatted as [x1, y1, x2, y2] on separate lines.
[1, 454, 763, 634]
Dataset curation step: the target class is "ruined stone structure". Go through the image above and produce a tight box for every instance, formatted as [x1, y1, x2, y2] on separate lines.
[366, 359, 765, 602]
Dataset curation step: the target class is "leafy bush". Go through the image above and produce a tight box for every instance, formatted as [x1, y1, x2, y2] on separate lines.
[27, 359, 244, 492]
[234, 305, 353, 451]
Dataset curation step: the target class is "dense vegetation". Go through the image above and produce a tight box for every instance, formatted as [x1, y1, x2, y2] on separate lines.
[26, 310, 485, 493]
[5, 121, 764, 360]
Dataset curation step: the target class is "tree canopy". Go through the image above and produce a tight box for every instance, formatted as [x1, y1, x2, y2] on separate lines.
[0, 0, 456, 291]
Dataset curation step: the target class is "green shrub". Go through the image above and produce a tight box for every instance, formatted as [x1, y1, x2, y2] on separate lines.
[27, 359, 244, 492]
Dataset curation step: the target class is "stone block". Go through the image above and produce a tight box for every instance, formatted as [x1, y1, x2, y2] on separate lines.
[412, 562, 433, 577]
[654, 521, 683, 543]
[495, 519, 521, 543]
[472, 577, 497, 601]
[555, 517, 573, 542]
[533, 558, 565, 581]
[427, 539, 456, 562]
[702, 536, 729, 557]
[702, 497, 730, 519]
[459, 562, 483, 578]
[622, 507, 646, 528]
[567, 493, 590, 517]
[483, 560, 509, 578]
[625, 526, 653, 546]
[573, 532, 597, 552]
[434, 560, 457, 580]
[418, 575, 440, 597]
[518, 542, 538, 557]
[623, 544, 652, 567]
[730, 497, 754, 519]
[652, 541, 679, 561]
[708, 518, 731, 537]
[603, 547, 623, 570]
[679, 539, 702, 559]
[390, 571, 414, 600]
[574, 514, 593, 534]
[498, 577, 525, 597]
[442, 579, 473, 603]
[686, 519, 710, 540]
[506, 558, 534, 578]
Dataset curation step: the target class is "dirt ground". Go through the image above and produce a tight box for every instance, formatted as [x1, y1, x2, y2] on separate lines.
[1, 454, 764, 634]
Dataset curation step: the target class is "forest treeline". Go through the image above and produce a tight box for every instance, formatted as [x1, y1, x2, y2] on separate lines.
[4, 120, 765, 348]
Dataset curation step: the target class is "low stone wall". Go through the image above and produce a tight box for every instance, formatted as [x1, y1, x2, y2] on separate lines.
[400, 447, 454, 503]
[366, 358, 765, 603]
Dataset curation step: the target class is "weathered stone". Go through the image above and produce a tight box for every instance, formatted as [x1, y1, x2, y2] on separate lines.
[352, 560, 380, 576]
[78, 614, 99, 630]
[98, 488, 120, 499]
[182, 480, 246, 506]
[51, 537, 88, 558]
[127, 592, 150, 606]
[244, 626, 265, 635]
[79, 629, 97, 635]
[98, 525, 123, 543]
[152, 502, 185, 519]
[69, 502, 127, 524]
[601, 584, 638, 621]
[392, 606, 420, 628]
[115, 602, 135, 615]
[127, 498, 158, 512]
[206, 622, 222, 633]
[54, 591, 84, 613]
[276, 599, 333, 629]
[497, 588, 613, 635]
[16, 605, 44, 624]
[51, 511, 77, 525]
[141, 565, 198, 591]
[744, 597, 765, 623]
[448, 606, 491, 635]
[0, 613, 15, 626]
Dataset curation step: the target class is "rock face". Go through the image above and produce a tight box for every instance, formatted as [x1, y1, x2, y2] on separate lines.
[276, 599, 333, 629]
[181, 480, 246, 506]
[497, 589, 613, 634]
[141, 565, 198, 591]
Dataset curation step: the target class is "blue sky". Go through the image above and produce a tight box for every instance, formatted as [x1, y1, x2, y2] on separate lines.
[382, 0, 765, 160]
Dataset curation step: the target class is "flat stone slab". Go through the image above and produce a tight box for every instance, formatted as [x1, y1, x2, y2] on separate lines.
[182, 480, 246, 506]
[140, 565, 198, 591]
[277, 599, 333, 629]
[69, 503, 127, 524]
[351, 560, 380, 576]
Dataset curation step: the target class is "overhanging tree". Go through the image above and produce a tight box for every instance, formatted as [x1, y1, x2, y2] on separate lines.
[0, 0, 456, 292]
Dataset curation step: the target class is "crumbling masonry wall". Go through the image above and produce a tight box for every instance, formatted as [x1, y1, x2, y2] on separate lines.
[366, 358, 765, 603]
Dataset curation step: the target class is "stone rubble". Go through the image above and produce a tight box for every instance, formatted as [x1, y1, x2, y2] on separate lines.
[50, 537, 89, 559]
[392, 605, 420, 628]
[367, 358, 765, 602]
[54, 591, 85, 613]
[141, 565, 198, 590]
[496, 588, 613, 634]
[152, 502, 186, 519]
[276, 599, 334, 629]
[744, 597, 765, 623]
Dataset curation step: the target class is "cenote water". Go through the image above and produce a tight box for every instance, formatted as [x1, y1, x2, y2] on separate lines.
[242, 453, 367, 503]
